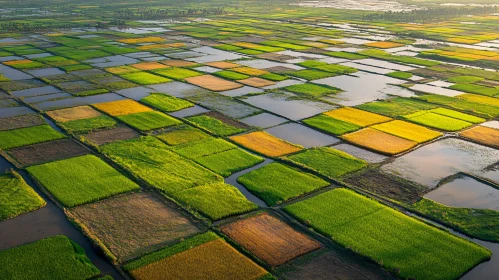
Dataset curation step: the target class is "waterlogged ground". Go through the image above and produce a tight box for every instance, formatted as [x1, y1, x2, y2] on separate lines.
[0, 1, 499, 280]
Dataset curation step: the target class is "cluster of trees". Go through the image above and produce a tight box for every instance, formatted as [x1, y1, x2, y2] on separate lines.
[114, 7, 226, 20]
[362, 6, 499, 22]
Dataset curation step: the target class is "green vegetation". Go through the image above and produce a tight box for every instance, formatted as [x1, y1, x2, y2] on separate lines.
[410, 199, 499, 243]
[284, 83, 340, 97]
[74, 89, 109, 97]
[261, 40, 309, 50]
[417, 94, 499, 118]
[285, 188, 491, 280]
[0, 172, 45, 221]
[156, 125, 210, 146]
[0, 235, 100, 280]
[120, 72, 170, 85]
[214, 44, 243, 51]
[141, 93, 193, 112]
[214, 70, 250, 80]
[124, 232, 220, 271]
[172, 137, 236, 159]
[186, 115, 246, 136]
[387, 71, 413, 79]
[154, 68, 202, 80]
[356, 97, 438, 117]
[27, 155, 139, 207]
[450, 83, 499, 97]
[171, 183, 258, 220]
[259, 73, 288, 81]
[288, 69, 335, 80]
[117, 111, 182, 131]
[451, 67, 499, 81]
[360, 49, 440, 67]
[303, 114, 360, 135]
[0, 125, 66, 150]
[195, 149, 263, 177]
[447, 76, 484, 83]
[430, 108, 485, 124]
[286, 148, 367, 178]
[100, 137, 221, 194]
[61, 115, 117, 133]
[403, 111, 472, 132]
[313, 64, 357, 75]
[238, 163, 329, 205]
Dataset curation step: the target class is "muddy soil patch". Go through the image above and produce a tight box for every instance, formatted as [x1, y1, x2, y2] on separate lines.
[7, 139, 89, 167]
[0, 114, 44, 131]
[343, 168, 427, 203]
[69, 192, 203, 262]
[204, 111, 251, 129]
[82, 126, 140, 146]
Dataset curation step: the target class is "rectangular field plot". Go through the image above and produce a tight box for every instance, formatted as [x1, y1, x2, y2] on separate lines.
[284, 188, 491, 280]
[185, 75, 242, 91]
[371, 120, 442, 143]
[221, 213, 321, 266]
[156, 125, 210, 146]
[100, 136, 221, 194]
[47, 106, 102, 122]
[125, 232, 269, 280]
[0, 235, 100, 280]
[402, 111, 473, 132]
[286, 147, 367, 178]
[342, 128, 418, 155]
[324, 107, 391, 127]
[140, 93, 193, 112]
[238, 163, 329, 205]
[171, 137, 237, 159]
[82, 126, 140, 146]
[8, 138, 89, 167]
[186, 113, 248, 137]
[0, 125, 66, 150]
[0, 172, 45, 221]
[93, 99, 152, 116]
[117, 111, 182, 131]
[27, 154, 140, 207]
[195, 148, 263, 177]
[230, 131, 303, 157]
[303, 114, 361, 136]
[460, 126, 499, 148]
[0, 114, 45, 131]
[69, 192, 202, 262]
[171, 183, 257, 221]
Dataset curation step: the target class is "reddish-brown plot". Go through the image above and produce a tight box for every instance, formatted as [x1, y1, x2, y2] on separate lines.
[238, 77, 275, 88]
[221, 213, 321, 266]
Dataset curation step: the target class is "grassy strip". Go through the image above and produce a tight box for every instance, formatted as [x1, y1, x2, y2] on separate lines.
[187, 115, 246, 137]
[0, 172, 46, 221]
[387, 71, 413, 79]
[117, 111, 182, 131]
[27, 155, 139, 207]
[0, 235, 100, 280]
[154, 67, 202, 80]
[195, 149, 263, 177]
[417, 94, 499, 118]
[60, 115, 117, 133]
[285, 188, 491, 280]
[356, 97, 438, 117]
[285, 83, 340, 98]
[238, 163, 329, 205]
[214, 70, 250, 80]
[287, 69, 335, 80]
[123, 232, 219, 271]
[286, 147, 367, 179]
[0, 125, 66, 150]
[360, 49, 440, 67]
[409, 198, 499, 243]
[140, 93, 193, 112]
[450, 83, 499, 97]
[303, 114, 360, 135]
[430, 108, 485, 124]
[403, 111, 472, 132]
[120, 72, 170, 85]
[172, 137, 236, 159]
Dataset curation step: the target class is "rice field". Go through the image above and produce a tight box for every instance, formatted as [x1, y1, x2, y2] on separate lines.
[230, 131, 303, 157]
[0, 172, 45, 221]
[342, 128, 418, 155]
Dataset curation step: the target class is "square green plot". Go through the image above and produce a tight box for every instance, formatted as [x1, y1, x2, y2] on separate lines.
[238, 163, 329, 206]
[0, 235, 100, 280]
[186, 114, 247, 137]
[287, 69, 335, 81]
[0, 125, 66, 150]
[120, 72, 171, 85]
[284, 83, 340, 98]
[154, 67, 202, 80]
[259, 73, 288, 81]
[303, 114, 360, 136]
[213, 70, 250, 81]
[100, 137, 221, 195]
[172, 137, 237, 159]
[195, 149, 263, 177]
[117, 111, 182, 131]
[156, 125, 210, 146]
[140, 93, 193, 113]
[27, 155, 140, 207]
[0, 172, 45, 221]
[429, 108, 485, 124]
[402, 111, 473, 132]
[284, 188, 491, 280]
[60, 115, 117, 133]
[171, 183, 258, 221]
[286, 147, 367, 179]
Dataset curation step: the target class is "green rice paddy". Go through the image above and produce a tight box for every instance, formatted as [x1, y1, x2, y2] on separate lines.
[0, 172, 45, 221]
[117, 111, 182, 131]
[0, 125, 66, 150]
[141, 93, 193, 112]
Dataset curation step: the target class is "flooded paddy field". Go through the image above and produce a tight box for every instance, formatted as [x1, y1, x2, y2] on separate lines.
[1, 0, 499, 279]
